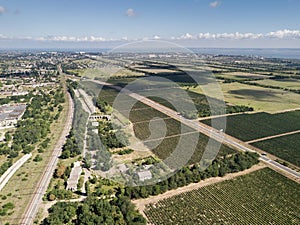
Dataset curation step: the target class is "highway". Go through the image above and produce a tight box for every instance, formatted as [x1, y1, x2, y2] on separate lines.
[92, 79, 300, 180]
[20, 93, 74, 225]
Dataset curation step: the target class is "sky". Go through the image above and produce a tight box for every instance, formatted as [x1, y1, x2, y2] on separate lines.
[0, 0, 299, 48]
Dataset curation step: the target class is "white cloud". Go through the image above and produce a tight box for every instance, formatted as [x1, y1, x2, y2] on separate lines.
[126, 8, 136, 17]
[0, 34, 8, 40]
[178, 33, 196, 40]
[0, 6, 6, 14]
[209, 1, 221, 8]
[27, 36, 107, 42]
[0, 30, 300, 43]
[175, 30, 300, 40]
[266, 29, 300, 39]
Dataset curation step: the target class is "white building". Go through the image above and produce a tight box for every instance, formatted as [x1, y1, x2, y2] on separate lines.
[0, 104, 26, 128]
[66, 161, 82, 191]
[137, 170, 152, 182]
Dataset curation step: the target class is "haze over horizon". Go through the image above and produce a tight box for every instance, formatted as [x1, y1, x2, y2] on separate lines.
[0, 0, 300, 48]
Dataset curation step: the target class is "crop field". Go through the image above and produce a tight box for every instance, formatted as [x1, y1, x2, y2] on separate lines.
[144, 168, 300, 225]
[133, 118, 195, 140]
[146, 132, 235, 165]
[189, 81, 300, 112]
[95, 83, 235, 165]
[203, 110, 300, 141]
[252, 133, 300, 167]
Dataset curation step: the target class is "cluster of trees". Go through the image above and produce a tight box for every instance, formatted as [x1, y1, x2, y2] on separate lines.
[33, 154, 43, 162]
[0, 202, 14, 217]
[42, 196, 146, 225]
[60, 130, 81, 159]
[66, 79, 78, 98]
[0, 90, 64, 158]
[54, 163, 71, 180]
[98, 120, 129, 149]
[0, 92, 33, 105]
[115, 148, 134, 155]
[226, 105, 254, 114]
[95, 97, 112, 114]
[125, 152, 259, 199]
[45, 163, 73, 201]
[47, 189, 73, 201]
[0, 160, 12, 176]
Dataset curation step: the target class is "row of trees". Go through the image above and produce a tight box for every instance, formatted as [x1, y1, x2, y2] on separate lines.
[60, 130, 81, 159]
[42, 196, 146, 225]
[242, 80, 300, 94]
[124, 152, 259, 199]
[66, 79, 78, 98]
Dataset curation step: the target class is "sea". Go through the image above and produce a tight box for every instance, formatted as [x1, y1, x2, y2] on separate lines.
[190, 48, 300, 60]
[1, 48, 300, 60]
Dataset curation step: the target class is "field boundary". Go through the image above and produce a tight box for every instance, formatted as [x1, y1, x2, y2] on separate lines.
[247, 130, 300, 144]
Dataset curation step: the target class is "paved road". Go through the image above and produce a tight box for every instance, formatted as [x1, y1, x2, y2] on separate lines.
[246, 129, 300, 144]
[0, 153, 32, 191]
[20, 93, 74, 225]
[92, 79, 300, 180]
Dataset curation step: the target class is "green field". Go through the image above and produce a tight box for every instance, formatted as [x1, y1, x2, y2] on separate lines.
[203, 110, 300, 141]
[133, 118, 195, 140]
[144, 168, 300, 225]
[147, 132, 234, 165]
[189, 81, 300, 112]
[252, 133, 300, 167]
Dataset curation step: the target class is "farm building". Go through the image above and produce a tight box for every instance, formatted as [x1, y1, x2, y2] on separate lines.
[137, 170, 152, 182]
[118, 164, 129, 173]
[0, 104, 26, 128]
[66, 161, 82, 191]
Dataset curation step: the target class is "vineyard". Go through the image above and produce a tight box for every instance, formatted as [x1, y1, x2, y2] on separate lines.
[144, 168, 300, 225]
[203, 110, 300, 141]
[133, 118, 195, 140]
[146, 132, 234, 164]
[95, 83, 236, 165]
[252, 133, 300, 167]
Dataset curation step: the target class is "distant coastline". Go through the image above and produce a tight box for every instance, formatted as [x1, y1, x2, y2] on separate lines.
[0, 48, 300, 59]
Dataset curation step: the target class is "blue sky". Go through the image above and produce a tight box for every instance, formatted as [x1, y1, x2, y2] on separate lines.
[0, 0, 299, 48]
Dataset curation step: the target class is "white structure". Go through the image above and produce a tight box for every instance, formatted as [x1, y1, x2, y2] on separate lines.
[0, 104, 26, 128]
[89, 114, 111, 121]
[92, 121, 99, 127]
[66, 161, 82, 191]
[92, 129, 98, 134]
[137, 170, 152, 182]
[0, 153, 32, 191]
[118, 164, 128, 173]
[12, 91, 29, 96]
